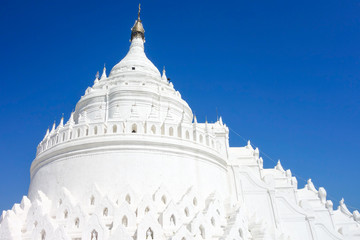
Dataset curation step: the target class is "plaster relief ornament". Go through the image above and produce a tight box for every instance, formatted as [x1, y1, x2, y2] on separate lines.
[1, 5, 360, 240]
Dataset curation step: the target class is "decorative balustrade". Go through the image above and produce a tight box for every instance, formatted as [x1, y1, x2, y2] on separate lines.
[37, 120, 227, 156]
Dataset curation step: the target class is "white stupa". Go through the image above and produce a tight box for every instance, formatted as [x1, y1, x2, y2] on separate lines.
[1, 6, 359, 240]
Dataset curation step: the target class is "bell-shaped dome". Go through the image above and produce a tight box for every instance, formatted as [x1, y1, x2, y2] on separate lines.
[109, 4, 160, 79]
[109, 37, 161, 79]
[71, 8, 192, 125]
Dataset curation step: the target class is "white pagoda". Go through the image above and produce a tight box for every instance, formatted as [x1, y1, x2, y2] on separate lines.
[1, 6, 359, 240]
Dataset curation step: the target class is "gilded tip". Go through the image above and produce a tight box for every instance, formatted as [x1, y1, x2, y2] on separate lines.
[138, 4, 141, 20]
[131, 4, 145, 41]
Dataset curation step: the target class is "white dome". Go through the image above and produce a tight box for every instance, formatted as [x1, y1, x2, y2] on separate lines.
[72, 34, 193, 125]
[109, 34, 161, 79]
[2, 8, 359, 240]
[29, 32, 221, 207]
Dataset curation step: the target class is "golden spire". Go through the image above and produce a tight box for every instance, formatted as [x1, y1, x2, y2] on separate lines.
[138, 3, 141, 20]
[131, 3, 145, 41]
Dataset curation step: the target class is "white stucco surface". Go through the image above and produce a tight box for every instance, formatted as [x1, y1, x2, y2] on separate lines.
[1, 12, 359, 240]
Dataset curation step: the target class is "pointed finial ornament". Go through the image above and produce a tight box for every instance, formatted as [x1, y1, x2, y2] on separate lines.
[275, 160, 285, 172]
[246, 140, 254, 150]
[59, 115, 64, 127]
[131, 4, 145, 41]
[45, 128, 50, 137]
[138, 3, 141, 20]
[50, 121, 56, 133]
[101, 64, 107, 80]
[162, 66, 168, 81]
[68, 112, 75, 126]
[94, 71, 100, 84]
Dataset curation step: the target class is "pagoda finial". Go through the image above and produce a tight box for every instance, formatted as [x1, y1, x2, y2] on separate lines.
[131, 4, 145, 41]
[138, 3, 141, 20]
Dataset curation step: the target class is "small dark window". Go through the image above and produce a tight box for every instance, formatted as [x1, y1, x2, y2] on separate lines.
[132, 67, 135, 70]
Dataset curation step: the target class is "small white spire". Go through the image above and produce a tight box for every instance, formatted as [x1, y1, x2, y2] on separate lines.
[70, 112, 75, 124]
[50, 121, 56, 133]
[45, 128, 50, 138]
[66, 112, 75, 126]
[59, 115, 64, 128]
[162, 66, 167, 81]
[219, 116, 223, 125]
[194, 115, 197, 124]
[94, 71, 100, 84]
[100, 64, 107, 80]
[275, 160, 285, 172]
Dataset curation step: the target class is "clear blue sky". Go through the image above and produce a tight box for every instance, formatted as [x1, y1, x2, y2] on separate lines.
[0, 0, 359, 212]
